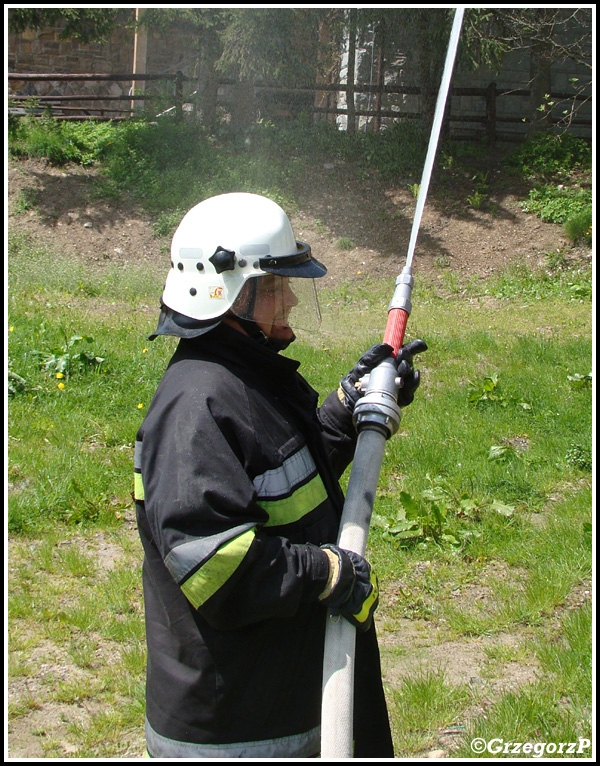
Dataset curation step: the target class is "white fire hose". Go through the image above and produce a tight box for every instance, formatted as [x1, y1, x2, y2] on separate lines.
[320, 8, 465, 757]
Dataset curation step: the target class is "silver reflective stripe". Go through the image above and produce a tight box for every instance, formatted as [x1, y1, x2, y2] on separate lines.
[145, 718, 320, 758]
[252, 444, 316, 499]
[165, 522, 256, 583]
[134, 439, 143, 471]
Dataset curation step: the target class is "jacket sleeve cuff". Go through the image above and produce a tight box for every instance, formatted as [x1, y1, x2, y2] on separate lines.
[301, 543, 332, 602]
[319, 389, 356, 439]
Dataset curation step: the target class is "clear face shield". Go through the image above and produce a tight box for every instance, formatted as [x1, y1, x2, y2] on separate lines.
[231, 274, 322, 335]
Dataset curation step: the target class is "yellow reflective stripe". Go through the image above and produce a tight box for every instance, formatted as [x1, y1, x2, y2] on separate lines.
[134, 472, 145, 501]
[353, 570, 379, 624]
[180, 528, 255, 609]
[258, 474, 328, 527]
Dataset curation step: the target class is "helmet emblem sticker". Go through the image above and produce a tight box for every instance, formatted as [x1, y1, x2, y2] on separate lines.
[209, 286, 224, 299]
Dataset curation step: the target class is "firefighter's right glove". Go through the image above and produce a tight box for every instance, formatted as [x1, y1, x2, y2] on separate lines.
[395, 338, 428, 408]
[318, 544, 379, 631]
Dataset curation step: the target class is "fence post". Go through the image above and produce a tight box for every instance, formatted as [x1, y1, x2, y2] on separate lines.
[374, 35, 385, 134]
[485, 81, 497, 144]
[175, 70, 183, 120]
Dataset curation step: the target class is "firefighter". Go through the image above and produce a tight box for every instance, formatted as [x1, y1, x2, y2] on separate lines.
[134, 193, 426, 758]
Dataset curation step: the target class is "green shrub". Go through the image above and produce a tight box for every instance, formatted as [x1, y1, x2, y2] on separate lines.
[522, 185, 592, 224]
[564, 209, 593, 244]
[8, 116, 117, 166]
[507, 131, 591, 178]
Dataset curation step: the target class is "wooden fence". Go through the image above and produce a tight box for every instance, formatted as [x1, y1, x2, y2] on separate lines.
[8, 71, 592, 141]
[8, 72, 186, 120]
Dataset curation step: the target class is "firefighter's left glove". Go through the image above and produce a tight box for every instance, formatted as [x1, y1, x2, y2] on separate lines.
[318, 544, 379, 631]
[338, 344, 393, 414]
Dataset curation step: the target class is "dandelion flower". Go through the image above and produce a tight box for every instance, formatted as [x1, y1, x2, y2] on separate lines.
[58, 382, 66, 390]
[137, 403, 144, 409]
[56, 372, 64, 379]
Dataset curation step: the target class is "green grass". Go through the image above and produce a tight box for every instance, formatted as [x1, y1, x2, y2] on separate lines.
[7, 121, 593, 757]
[451, 602, 593, 758]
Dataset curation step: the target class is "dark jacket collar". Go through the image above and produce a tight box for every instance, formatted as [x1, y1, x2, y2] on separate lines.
[175, 322, 320, 426]
[178, 321, 301, 375]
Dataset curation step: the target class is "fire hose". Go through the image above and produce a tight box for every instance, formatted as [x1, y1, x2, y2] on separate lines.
[320, 8, 465, 757]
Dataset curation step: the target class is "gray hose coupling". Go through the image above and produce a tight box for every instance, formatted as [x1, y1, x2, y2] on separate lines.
[353, 358, 402, 438]
[388, 265, 414, 314]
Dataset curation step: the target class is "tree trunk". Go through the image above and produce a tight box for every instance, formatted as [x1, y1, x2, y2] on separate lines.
[415, 9, 441, 134]
[374, 21, 385, 134]
[345, 8, 357, 134]
[529, 39, 553, 133]
[231, 78, 255, 134]
[314, 13, 339, 125]
[195, 30, 220, 131]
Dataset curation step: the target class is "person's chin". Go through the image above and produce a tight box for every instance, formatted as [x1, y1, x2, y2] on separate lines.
[270, 325, 295, 342]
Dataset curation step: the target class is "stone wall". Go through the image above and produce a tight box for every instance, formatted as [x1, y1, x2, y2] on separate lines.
[7, 14, 199, 112]
[8, 16, 134, 99]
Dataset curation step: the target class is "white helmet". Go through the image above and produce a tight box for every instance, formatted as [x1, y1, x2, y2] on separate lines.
[156, 193, 325, 335]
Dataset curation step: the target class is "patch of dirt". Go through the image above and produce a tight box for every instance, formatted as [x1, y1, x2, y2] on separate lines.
[290, 156, 578, 287]
[8, 158, 161, 273]
[7, 154, 590, 292]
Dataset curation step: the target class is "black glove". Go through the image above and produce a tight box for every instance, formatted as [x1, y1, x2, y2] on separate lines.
[338, 344, 393, 413]
[338, 340, 427, 412]
[318, 544, 379, 631]
[395, 338, 428, 408]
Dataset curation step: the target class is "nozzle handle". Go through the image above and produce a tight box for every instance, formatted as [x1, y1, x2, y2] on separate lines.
[384, 266, 413, 356]
[384, 307, 409, 357]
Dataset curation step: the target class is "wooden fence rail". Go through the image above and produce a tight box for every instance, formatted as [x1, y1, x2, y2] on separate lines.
[8, 72, 592, 140]
[8, 71, 185, 120]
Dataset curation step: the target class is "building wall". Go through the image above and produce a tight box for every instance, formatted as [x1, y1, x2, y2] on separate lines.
[7, 14, 199, 107]
[337, 25, 592, 140]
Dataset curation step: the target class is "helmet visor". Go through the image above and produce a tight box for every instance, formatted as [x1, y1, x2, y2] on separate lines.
[231, 274, 322, 333]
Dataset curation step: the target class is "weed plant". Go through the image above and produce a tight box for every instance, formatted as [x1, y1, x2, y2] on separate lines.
[8, 115, 116, 166]
[502, 132, 593, 245]
[522, 185, 592, 225]
[522, 185, 592, 245]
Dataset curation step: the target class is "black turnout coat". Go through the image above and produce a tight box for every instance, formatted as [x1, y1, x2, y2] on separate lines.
[134, 322, 393, 758]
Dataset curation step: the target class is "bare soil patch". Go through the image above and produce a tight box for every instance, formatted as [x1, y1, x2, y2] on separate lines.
[8, 154, 588, 291]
